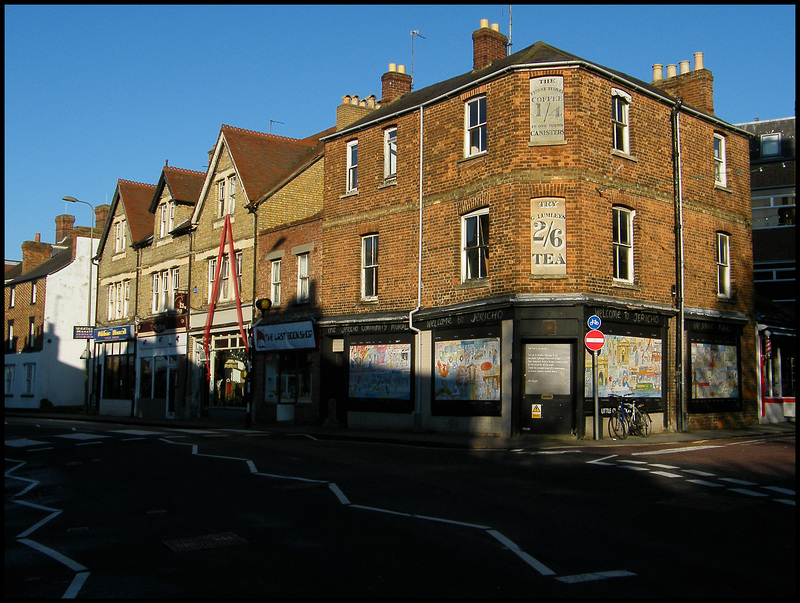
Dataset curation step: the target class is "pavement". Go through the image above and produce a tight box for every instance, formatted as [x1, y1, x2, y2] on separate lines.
[4, 409, 795, 450]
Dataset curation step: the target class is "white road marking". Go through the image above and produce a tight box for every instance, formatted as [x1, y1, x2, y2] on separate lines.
[55, 433, 110, 440]
[650, 471, 684, 478]
[763, 486, 795, 495]
[719, 477, 757, 486]
[633, 444, 723, 455]
[687, 479, 725, 487]
[727, 488, 768, 497]
[556, 570, 636, 583]
[5, 438, 48, 447]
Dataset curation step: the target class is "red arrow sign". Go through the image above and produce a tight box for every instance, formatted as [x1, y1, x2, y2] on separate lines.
[585, 329, 605, 351]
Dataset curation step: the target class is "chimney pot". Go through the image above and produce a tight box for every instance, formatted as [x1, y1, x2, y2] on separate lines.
[652, 63, 663, 81]
[397, 64, 406, 74]
[679, 60, 690, 75]
[694, 52, 704, 71]
[388, 62, 396, 72]
[472, 18, 508, 70]
[666, 64, 677, 78]
[35, 233, 41, 243]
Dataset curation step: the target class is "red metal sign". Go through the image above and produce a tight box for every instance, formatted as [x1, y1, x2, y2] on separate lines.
[585, 329, 605, 351]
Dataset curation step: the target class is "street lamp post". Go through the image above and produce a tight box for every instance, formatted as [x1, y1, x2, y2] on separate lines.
[63, 196, 95, 414]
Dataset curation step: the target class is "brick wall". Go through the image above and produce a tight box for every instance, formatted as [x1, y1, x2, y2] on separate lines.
[5, 279, 45, 353]
[322, 67, 753, 320]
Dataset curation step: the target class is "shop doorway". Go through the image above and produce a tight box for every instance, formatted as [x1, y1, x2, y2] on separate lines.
[519, 341, 575, 434]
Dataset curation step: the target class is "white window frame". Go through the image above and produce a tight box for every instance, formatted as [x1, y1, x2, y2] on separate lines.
[152, 273, 160, 313]
[716, 232, 731, 298]
[23, 363, 35, 395]
[115, 282, 123, 318]
[714, 133, 727, 187]
[228, 176, 236, 215]
[161, 270, 170, 311]
[7, 321, 14, 351]
[4, 365, 14, 395]
[361, 234, 378, 300]
[462, 208, 489, 281]
[271, 259, 282, 306]
[160, 203, 168, 238]
[346, 140, 358, 192]
[30, 281, 37, 304]
[297, 253, 309, 303]
[613, 206, 635, 283]
[217, 180, 226, 217]
[169, 201, 175, 232]
[465, 96, 487, 157]
[171, 268, 179, 310]
[235, 251, 242, 295]
[384, 127, 397, 179]
[107, 285, 114, 320]
[28, 317, 35, 348]
[612, 89, 631, 154]
[115, 221, 122, 253]
[9, 286, 15, 308]
[208, 258, 217, 302]
[123, 280, 130, 318]
[220, 255, 230, 300]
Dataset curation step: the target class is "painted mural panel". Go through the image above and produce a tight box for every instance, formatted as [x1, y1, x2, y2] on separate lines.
[584, 334, 662, 398]
[690, 342, 739, 399]
[434, 337, 501, 401]
[349, 343, 411, 400]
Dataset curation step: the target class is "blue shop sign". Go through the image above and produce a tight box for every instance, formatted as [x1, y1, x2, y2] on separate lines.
[94, 325, 135, 342]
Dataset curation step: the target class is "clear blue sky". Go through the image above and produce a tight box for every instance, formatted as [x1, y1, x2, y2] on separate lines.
[4, 4, 796, 261]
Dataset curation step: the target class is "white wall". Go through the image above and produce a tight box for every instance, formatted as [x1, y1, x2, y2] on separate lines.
[40, 235, 98, 407]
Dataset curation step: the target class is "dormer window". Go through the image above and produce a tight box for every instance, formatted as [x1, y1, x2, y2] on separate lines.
[217, 176, 236, 217]
[760, 133, 781, 158]
[114, 219, 127, 253]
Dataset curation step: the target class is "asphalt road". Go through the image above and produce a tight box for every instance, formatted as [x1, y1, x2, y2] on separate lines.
[5, 417, 795, 598]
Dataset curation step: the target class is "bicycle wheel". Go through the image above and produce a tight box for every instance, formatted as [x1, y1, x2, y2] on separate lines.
[608, 411, 628, 439]
[639, 410, 652, 437]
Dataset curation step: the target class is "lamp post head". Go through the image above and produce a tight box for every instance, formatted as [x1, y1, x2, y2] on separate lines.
[62, 195, 79, 203]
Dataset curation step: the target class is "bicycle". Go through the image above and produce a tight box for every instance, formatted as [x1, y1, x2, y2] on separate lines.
[607, 395, 629, 439]
[624, 400, 652, 437]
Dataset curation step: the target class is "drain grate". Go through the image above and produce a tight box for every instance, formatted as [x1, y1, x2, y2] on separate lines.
[164, 531, 247, 552]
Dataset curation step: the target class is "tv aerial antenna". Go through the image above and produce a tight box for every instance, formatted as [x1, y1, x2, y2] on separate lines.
[411, 30, 426, 89]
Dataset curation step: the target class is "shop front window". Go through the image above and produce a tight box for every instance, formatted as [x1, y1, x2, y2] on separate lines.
[263, 351, 312, 404]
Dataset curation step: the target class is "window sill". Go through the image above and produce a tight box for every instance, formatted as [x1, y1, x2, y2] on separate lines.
[612, 279, 640, 291]
[458, 151, 487, 164]
[341, 189, 358, 199]
[610, 149, 637, 162]
[458, 277, 490, 289]
[378, 178, 397, 189]
[714, 184, 731, 193]
[358, 298, 379, 305]
[213, 216, 235, 228]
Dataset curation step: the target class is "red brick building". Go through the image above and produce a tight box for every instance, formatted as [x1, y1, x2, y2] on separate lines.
[316, 20, 755, 437]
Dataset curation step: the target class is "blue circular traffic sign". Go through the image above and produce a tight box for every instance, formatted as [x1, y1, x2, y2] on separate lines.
[587, 315, 602, 330]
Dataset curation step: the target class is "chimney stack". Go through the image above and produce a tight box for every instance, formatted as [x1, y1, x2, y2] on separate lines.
[381, 63, 413, 104]
[652, 52, 714, 114]
[21, 235, 53, 274]
[472, 19, 507, 70]
[336, 94, 380, 131]
[95, 204, 110, 235]
[55, 214, 76, 243]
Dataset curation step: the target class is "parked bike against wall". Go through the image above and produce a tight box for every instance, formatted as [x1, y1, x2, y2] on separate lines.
[608, 395, 652, 439]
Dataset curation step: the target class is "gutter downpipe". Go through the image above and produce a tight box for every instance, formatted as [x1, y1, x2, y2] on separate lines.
[409, 105, 424, 432]
[672, 99, 687, 432]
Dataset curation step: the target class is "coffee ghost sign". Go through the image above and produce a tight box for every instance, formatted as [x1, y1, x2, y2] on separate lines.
[253, 321, 316, 351]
